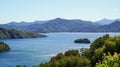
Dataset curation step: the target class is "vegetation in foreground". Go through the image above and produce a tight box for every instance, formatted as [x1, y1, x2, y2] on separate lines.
[0, 28, 46, 39]
[0, 42, 10, 52]
[11, 34, 120, 67]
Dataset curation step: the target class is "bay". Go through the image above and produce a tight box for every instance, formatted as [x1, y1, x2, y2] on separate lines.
[0, 32, 120, 67]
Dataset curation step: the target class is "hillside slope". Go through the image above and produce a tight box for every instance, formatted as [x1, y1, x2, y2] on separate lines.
[0, 28, 46, 39]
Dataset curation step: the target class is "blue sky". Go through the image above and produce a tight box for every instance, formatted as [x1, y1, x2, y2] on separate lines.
[0, 0, 120, 24]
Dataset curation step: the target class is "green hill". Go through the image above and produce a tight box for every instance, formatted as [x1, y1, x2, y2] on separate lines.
[0, 28, 46, 39]
[0, 42, 10, 52]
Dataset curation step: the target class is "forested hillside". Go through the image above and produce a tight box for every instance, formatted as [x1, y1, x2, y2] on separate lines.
[0, 28, 46, 39]
[0, 42, 10, 52]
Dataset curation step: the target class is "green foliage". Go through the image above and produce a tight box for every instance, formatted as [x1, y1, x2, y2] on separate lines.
[50, 53, 65, 61]
[96, 53, 120, 67]
[49, 56, 90, 67]
[90, 34, 109, 53]
[87, 34, 111, 66]
[64, 50, 80, 57]
[51, 50, 80, 62]
[83, 34, 120, 66]
[80, 48, 91, 58]
[16, 65, 21, 67]
[0, 28, 46, 39]
[39, 50, 90, 67]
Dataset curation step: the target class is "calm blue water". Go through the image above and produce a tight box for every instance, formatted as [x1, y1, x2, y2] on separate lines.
[0, 32, 120, 67]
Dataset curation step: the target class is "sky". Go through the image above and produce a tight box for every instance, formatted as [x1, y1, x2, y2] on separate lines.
[0, 0, 120, 24]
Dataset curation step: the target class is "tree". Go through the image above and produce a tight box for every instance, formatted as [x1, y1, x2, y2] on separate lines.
[97, 53, 120, 67]
[39, 50, 90, 67]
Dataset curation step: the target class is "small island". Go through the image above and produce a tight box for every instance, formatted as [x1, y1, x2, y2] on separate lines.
[74, 38, 90, 43]
[0, 42, 10, 52]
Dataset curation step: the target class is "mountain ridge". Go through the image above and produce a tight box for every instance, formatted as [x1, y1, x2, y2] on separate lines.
[0, 18, 120, 32]
[95, 18, 114, 25]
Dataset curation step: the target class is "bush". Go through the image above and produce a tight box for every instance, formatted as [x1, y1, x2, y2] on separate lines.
[39, 50, 90, 67]
[96, 52, 120, 67]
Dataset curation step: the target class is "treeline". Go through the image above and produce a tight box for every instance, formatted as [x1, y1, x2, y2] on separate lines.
[14, 34, 120, 67]
[0, 28, 46, 39]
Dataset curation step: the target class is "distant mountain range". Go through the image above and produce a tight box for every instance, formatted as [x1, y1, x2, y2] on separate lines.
[95, 19, 114, 25]
[98, 20, 120, 32]
[6, 21, 46, 26]
[0, 18, 120, 32]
